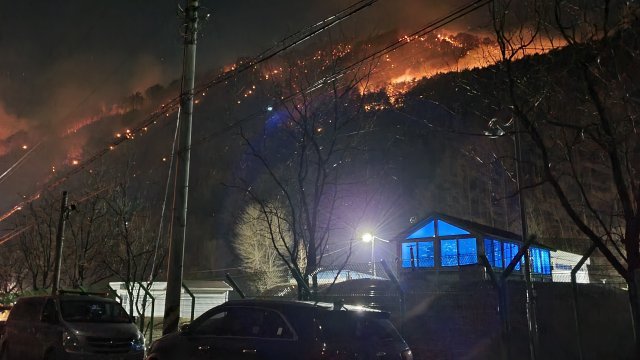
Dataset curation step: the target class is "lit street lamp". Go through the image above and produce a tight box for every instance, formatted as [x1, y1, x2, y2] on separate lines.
[362, 233, 389, 277]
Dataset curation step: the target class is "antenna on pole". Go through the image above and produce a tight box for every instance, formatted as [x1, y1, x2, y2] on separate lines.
[163, 0, 200, 335]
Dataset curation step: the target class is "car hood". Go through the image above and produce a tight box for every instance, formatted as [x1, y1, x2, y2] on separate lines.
[63, 321, 139, 338]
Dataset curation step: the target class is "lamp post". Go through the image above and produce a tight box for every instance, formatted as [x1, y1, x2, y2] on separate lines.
[362, 233, 389, 277]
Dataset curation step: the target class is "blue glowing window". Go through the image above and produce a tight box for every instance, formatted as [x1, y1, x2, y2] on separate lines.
[417, 242, 434, 267]
[441, 239, 458, 267]
[503, 242, 521, 270]
[458, 238, 477, 265]
[484, 239, 493, 264]
[484, 238, 503, 268]
[402, 241, 434, 268]
[401, 242, 417, 268]
[531, 247, 551, 275]
[437, 220, 471, 236]
[407, 220, 435, 239]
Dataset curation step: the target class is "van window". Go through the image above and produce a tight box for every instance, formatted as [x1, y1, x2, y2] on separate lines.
[9, 298, 44, 322]
[60, 299, 130, 323]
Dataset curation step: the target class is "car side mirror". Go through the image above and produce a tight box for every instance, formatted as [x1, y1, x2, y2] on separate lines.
[131, 315, 138, 324]
[179, 323, 191, 333]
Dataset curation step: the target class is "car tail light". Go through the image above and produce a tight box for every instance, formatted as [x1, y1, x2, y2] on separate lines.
[401, 349, 413, 360]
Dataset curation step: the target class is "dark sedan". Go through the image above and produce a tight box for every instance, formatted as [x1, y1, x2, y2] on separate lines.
[146, 299, 413, 360]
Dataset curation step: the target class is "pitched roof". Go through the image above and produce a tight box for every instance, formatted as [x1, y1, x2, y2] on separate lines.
[393, 212, 555, 249]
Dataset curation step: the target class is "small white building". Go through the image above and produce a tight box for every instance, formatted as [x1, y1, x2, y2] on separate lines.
[109, 280, 232, 319]
[550, 250, 590, 283]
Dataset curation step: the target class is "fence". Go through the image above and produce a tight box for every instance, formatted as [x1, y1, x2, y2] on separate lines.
[231, 257, 633, 360]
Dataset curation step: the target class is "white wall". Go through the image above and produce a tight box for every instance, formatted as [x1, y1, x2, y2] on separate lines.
[551, 250, 590, 283]
[109, 282, 230, 319]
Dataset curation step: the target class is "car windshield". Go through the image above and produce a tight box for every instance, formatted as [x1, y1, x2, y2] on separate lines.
[60, 299, 131, 323]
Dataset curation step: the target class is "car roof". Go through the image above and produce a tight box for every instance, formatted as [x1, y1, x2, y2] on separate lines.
[17, 294, 117, 303]
[222, 298, 385, 314]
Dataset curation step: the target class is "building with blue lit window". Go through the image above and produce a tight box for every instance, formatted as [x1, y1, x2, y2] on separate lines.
[394, 213, 553, 280]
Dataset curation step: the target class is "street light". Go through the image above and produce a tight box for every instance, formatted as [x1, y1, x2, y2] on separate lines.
[361, 232, 389, 277]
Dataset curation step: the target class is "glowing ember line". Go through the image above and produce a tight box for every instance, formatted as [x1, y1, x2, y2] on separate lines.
[63, 104, 129, 136]
[0, 192, 40, 223]
[0, 224, 33, 246]
[0, 141, 42, 184]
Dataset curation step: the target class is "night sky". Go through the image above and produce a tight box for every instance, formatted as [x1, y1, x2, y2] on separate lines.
[0, 0, 489, 218]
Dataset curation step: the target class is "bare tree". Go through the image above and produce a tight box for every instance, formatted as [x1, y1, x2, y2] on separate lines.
[14, 194, 58, 290]
[0, 242, 25, 298]
[490, 0, 640, 351]
[232, 41, 382, 298]
[63, 170, 114, 288]
[100, 162, 165, 329]
[233, 201, 306, 293]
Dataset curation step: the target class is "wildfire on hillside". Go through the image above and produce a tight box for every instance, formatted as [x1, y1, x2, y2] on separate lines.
[220, 30, 561, 111]
[63, 104, 131, 136]
[0, 28, 563, 224]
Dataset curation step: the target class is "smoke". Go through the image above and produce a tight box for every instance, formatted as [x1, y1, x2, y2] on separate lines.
[0, 0, 511, 217]
[0, 103, 28, 157]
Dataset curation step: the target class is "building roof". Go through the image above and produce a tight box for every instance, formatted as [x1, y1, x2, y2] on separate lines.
[182, 280, 233, 291]
[108, 280, 233, 291]
[394, 212, 554, 249]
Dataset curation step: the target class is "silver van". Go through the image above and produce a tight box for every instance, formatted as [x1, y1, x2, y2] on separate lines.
[0, 293, 144, 360]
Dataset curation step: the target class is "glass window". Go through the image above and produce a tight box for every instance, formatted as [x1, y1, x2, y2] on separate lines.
[196, 307, 292, 338]
[441, 239, 458, 267]
[484, 238, 494, 265]
[406, 220, 435, 239]
[484, 238, 504, 268]
[417, 241, 434, 267]
[11, 298, 44, 322]
[541, 249, 551, 275]
[195, 310, 229, 335]
[437, 220, 471, 236]
[60, 300, 130, 323]
[402, 241, 434, 268]
[531, 247, 551, 275]
[503, 242, 521, 270]
[458, 238, 477, 265]
[492, 240, 503, 268]
[260, 310, 294, 339]
[401, 242, 417, 268]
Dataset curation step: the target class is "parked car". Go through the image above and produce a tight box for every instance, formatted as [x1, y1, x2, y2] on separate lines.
[146, 298, 412, 360]
[0, 292, 145, 360]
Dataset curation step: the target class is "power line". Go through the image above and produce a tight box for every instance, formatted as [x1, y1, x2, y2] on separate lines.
[0, 0, 379, 227]
[0, 0, 492, 230]
[192, 0, 493, 148]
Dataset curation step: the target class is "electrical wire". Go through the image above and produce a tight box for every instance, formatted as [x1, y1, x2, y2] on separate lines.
[0, 141, 42, 185]
[0, 0, 378, 227]
[148, 109, 181, 282]
[192, 0, 494, 147]
[0, 0, 492, 237]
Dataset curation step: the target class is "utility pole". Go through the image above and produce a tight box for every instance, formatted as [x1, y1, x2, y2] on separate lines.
[163, 0, 199, 335]
[52, 191, 69, 295]
[514, 120, 539, 359]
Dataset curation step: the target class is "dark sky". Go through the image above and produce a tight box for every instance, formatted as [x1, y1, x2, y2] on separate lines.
[0, 0, 490, 216]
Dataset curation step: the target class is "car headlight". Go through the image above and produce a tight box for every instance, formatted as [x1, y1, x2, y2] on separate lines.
[401, 349, 413, 360]
[62, 329, 82, 352]
[131, 331, 145, 352]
